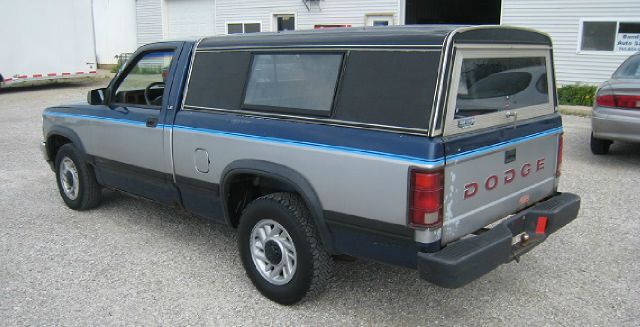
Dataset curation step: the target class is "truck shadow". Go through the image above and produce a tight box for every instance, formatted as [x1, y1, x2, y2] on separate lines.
[94, 188, 514, 317]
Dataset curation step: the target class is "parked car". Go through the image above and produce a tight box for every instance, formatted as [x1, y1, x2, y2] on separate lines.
[591, 52, 640, 154]
[41, 25, 580, 304]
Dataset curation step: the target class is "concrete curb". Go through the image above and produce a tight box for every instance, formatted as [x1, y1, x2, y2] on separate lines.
[559, 105, 592, 117]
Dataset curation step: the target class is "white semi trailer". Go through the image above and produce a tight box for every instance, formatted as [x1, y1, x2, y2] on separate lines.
[0, 0, 97, 87]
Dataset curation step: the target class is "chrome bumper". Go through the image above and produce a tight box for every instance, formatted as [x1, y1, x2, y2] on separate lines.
[41, 142, 55, 171]
[40, 142, 49, 161]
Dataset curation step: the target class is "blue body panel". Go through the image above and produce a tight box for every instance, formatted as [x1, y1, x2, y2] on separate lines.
[173, 110, 445, 165]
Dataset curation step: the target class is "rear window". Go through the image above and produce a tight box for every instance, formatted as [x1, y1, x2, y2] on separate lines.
[455, 57, 550, 119]
[613, 55, 640, 79]
[243, 53, 343, 115]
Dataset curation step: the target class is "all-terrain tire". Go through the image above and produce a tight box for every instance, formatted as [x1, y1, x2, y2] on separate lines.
[238, 192, 332, 305]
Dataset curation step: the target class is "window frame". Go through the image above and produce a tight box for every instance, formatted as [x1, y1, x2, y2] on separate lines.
[365, 13, 395, 27]
[225, 21, 262, 35]
[443, 45, 555, 136]
[107, 47, 177, 109]
[577, 18, 640, 55]
[272, 13, 297, 32]
[239, 51, 346, 117]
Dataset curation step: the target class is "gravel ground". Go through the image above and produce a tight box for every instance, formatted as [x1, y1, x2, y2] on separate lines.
[0, 81, 638, 326]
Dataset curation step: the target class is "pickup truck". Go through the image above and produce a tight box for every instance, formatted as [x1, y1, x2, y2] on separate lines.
[41, 25, 581, 305]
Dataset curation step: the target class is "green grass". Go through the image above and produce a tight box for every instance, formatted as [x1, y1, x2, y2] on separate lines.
[557, 84, 597, 107]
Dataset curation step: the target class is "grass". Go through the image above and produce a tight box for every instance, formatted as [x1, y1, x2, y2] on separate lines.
[557, 84, 598, 107]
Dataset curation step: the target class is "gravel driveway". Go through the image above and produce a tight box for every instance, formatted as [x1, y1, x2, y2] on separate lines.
[1, 81, 638, 326]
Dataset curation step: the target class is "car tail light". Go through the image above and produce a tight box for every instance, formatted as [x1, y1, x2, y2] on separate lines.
[409, 169, 443, 229]
[556, 133, 564, 177]
[596, 94, 640, 109]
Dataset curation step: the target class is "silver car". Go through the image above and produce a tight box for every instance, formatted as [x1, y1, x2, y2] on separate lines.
[591, 53, 640, 154]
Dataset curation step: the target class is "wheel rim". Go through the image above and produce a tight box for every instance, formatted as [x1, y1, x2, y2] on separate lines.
[59, 157, 79, 200]
[250, 219, 297, 285]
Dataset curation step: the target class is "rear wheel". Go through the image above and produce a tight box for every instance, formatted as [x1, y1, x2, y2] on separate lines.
[54, 144, 101, 210]
[238, 192, 332, 305]
[590, 133, 612, 155]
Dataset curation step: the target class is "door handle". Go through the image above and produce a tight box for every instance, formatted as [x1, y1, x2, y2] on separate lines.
[146, 117, 158, 128]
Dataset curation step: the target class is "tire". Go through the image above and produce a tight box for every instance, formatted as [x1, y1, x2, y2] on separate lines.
[238, 192, 332, 305]
[54, 144, 101, 210]
[590, 133, 611, 155]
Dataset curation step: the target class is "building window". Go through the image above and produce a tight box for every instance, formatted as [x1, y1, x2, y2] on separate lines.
[366, 14, 394, 27]
[580, 20, 640, 53]
[227, 22, 261, 34]
[243, 53, 343, 115]
[275, 14, 295, 32]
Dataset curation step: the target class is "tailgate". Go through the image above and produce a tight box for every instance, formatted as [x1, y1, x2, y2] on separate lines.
[442, 126, 561, 244]
[440, 44, 560, 244]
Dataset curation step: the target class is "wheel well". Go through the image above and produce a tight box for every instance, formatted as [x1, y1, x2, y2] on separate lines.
[226, 173, 297, 228]
[46, 134, 72, 160]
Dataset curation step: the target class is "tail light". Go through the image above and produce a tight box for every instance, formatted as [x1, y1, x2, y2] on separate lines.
[556, 133, 564, 177]
[408, 168, 443, 229]
[596, 94, 640, 110]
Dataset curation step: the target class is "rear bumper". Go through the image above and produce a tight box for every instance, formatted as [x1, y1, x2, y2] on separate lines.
[592, 106, 640, 143]
[417, 192, 580, 288]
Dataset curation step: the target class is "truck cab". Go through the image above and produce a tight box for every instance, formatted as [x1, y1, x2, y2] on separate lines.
[42, 25, 580, 304]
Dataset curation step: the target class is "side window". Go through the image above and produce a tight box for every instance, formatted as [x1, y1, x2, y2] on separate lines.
[243, 53, 343, 115]
[333, 51, 440, 129]
[184, 51, 252, 109]
[112, 50, 175, 107]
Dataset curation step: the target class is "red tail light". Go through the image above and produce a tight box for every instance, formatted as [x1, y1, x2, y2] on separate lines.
[409, 169, 443, 229]
[596, 94, 640, 109]
[556, 133, 564, 177]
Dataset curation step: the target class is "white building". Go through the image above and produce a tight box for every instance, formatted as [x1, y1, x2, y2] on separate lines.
[502, 0, 640, 85]
[92, 0, 137, 65]
[98, 0, 640, 85]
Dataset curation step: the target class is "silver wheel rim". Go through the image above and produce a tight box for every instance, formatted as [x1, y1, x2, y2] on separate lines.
[59, 157, 79, 200]
[250, 219, 297, 285]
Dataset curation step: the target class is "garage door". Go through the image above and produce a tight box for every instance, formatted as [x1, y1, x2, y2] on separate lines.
[166, 0, 215, 39]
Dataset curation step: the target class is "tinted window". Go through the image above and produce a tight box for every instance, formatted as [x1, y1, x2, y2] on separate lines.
[185, 51, 252, 109]
[455, 57, 550, 119]
[581, 22, 617, 51]
[334, 51, 440, 129]
[613, 55, 640, 79]
[461, 72, 532, 99]
[243, 53, 343, 114]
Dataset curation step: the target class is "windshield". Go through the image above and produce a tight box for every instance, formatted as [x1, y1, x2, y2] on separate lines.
[613, 54, 640, 79]
[455, 57, 550, 119]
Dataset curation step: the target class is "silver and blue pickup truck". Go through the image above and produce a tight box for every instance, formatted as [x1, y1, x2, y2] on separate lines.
[41, 25, 580, 304]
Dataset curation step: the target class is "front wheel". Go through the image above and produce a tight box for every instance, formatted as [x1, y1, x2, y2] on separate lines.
[238, 192, 332, 305]
[54, 144, 102, 210]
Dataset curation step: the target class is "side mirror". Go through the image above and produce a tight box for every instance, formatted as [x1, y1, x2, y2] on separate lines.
[88, 88, 106, 105]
